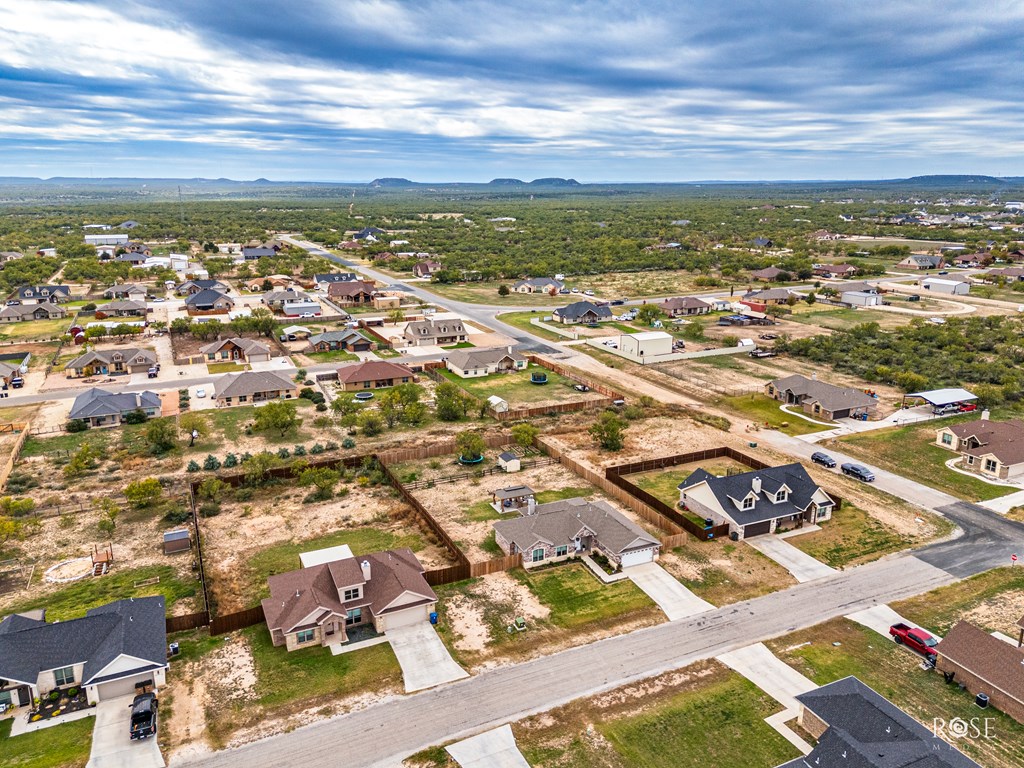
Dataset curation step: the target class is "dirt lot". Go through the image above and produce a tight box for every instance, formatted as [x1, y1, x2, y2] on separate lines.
[202, 482, 456, 612]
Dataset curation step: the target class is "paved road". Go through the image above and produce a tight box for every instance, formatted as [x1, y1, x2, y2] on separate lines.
[181, 555, 953, 768]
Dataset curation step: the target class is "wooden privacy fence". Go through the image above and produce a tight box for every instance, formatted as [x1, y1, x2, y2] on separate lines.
[492, 398, 617, 422]
[470, 553, 522, 577]
[526, 355, 624, 400]
[400, 456, 556, 490]
[166, 611, 210, 634]
[605, 470, 730, 541]
[606, 447, 770, 476]
[0, 420, 33, 489]
[211, 605, 266, 636]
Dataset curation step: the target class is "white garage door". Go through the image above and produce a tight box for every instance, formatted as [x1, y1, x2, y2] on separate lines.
[381, 605, 428, 631]
[96, 673, 150, 701]
[621, 548, 656, 568]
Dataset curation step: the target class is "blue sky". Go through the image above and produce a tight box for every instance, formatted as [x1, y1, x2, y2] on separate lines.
[1, 1, 1022, 182]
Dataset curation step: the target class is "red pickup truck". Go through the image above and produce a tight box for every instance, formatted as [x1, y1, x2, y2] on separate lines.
[889, 623, 938, 661]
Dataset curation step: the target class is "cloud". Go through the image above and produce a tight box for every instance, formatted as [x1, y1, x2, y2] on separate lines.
[0, 0, 1021, 179]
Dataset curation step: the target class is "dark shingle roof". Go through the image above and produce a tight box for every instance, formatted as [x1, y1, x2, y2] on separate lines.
[679, 463, 832, 526]
[0, 597, 167, 686]
[185, 288, 233, 307]
[493, 498, 659, 556]
[770, 374, 877, 413]
[554, 301, 613, 321]
[69, 387, 161, 420]
[786, 677, 981, 768]
[314, 273, 357, 283]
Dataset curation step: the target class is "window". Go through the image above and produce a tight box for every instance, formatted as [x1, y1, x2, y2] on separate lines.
[984, 459, 997, 472]
[239, 395, 247, 403]
[967, 456, 975, 465]
[343, 587, 360, 601]
[54, 666, 75, 686]
[941, 433, 953, 445]
[555, 545, 568, 557]
[532, 548, 545, 562]
[345, 608, 362, 626]
[775, 490, 788, 502]
[817, 506, 831, 520]
[295, 629, 315, 644]
[742, 496, 755, 510]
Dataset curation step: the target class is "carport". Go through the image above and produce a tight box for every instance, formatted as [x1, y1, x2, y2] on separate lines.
[902, 388, 977, 411]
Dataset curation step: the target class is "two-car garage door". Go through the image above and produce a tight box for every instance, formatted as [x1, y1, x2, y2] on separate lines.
[743, 520, 772, 538]
[95, 672, 153, 701]
[620, 547, 657, 568]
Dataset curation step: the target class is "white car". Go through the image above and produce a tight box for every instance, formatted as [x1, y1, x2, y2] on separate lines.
[299, 312, 317, 318]
[584, 289, 595, 296]
[195, 387, 206, 398]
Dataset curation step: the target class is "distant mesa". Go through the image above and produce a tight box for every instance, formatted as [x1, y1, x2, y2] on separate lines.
[368, 177, 413, 187]
[527, 178, 580, 187]
[251, 178, 273, 185]
[488, 178, 525, 185]
[898, 174, 1007, 186]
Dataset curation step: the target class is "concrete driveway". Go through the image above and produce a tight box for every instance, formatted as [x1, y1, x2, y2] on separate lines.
[746, 536, 836, 582]
[386, 623, 469, 692]
[626, 562, 714, 620]
[717, 642, 817, 712]
[86, 696, 164, 768]
[446, 725, 531, 768]
[845, 604, 924, 639]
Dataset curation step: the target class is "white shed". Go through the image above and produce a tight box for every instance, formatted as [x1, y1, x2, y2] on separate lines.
[618, 331, 673, 359]
[921, 278, 969, 295]
[498, 451, 521, 472]
[842, 290, 882, 307]
[487, 395, 509, 413]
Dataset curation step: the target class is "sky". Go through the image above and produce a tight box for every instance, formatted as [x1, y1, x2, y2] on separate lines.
[1, 1, 1022, 182]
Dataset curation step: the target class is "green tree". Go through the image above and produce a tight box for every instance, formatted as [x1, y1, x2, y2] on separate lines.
[436, 382, 472, 421]
[170, 317, 193, 335]
[124, 478, 163, 508]
[377, 388, 404, 428]
[253, 400, 302, 436]
[145, 418, 178, 453]
[636, 304, 664, 326]
[455, 431, 486, 461]
[387, 307, 406, 325]
[294, 368, 308, 383]
[804, 291, 817, 305]
[96, 498, 119, 537]
[197, 476, 229, 502]
[299, 467, 340, 499]
[510, 423, 539, 448]
[0, 515, 27, 547]
[178, 412, 209, 442]
[244, 452, 282, 485]
[63, 443, 99, 478]
[497, 284, 510, 296]
[589, 411, 628, 451]
[357, 410, 384, 436]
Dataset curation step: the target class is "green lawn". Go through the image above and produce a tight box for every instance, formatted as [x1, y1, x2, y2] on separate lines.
[438, 367, 589, 407]
[514, 562, 654, 629]
[441, 341, 475, 350]
[206, 361, 248, 374]
[597, 673, 799, 768]
[244, 527, 426, 601]
[787, 307, 913, 331]
[718, 394, 832, 436]
[306, 349, 359, 363]
[633, 467, 737, 507]
[894, 567, 1024, 635]
[0, 317, 71, 342]
[0, 715, 93, 768]
[203, 399, 316, 444]
[836, 419, 1013, 502]
[787, 503, 915, 567]
[768, 619, 1024, 768]
[5, 565, 198, 621]
[494, 311, 568, 342]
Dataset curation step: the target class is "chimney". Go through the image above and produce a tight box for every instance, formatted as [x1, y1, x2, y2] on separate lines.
[361, 560, 371, 582]
[981, 409, 990, 421]
[752, 476, 762, 494]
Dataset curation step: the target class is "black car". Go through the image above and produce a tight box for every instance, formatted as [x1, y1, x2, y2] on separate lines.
[841, 463, 876, 482]
[129, 693, 158, 740]
[810, 451, 836, 468]
[611, 299, 625, 306]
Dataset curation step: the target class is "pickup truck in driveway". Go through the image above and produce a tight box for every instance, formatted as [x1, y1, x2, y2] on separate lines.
[889, 623, 938, 662]
[129, 692, 158, 740]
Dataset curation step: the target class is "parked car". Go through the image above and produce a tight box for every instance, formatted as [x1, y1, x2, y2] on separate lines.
[195, 387, 206, 398]
[810, 451, 836, 468]
[152, 297, 165, 302]
[147, 367, 158, 379]
[299, 312, 316, 318]
[758, 333, 778, 340]
[558, 289, 570, 294]
[932, 403, 959, 415]
[888, 623, 938, 662]
[10, 377, 24, 389]
[573, 384, 591, 392]
[129, 693, 158, 740]
[4, 300, 19, 306]
[938, 270, 949, 275]
[840, 462, 875, 482]
[611, 299, 625, 306]
[959, 403, 978, 412]
[570, 288, 580, 293]
[583, 289, 595, 296]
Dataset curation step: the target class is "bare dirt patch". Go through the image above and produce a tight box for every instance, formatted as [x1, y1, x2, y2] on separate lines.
[961, 590, 1024, 635]
[444, 571, 551, 654]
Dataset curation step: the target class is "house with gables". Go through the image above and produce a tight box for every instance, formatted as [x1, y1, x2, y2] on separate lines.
[16, 285, 71, 304]
[199, 337, 272, 364]
[64, 348, 157, 377]
[403, 318, 468, 347]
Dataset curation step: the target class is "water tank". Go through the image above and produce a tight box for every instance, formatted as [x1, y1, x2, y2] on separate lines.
[976, 692, 989, 708]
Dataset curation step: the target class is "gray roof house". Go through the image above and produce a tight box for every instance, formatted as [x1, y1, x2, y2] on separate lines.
[678, 463, 835, 539]
[313, 273, 358, 289]
[493, 497, 661, 568]
[65, 348, 157, 377]
[766, 374, 878, 420]
[308, 329, 372, 352]
[185, 288, 234, 313]
[551, 301, 613, 324]
[69, 387, 161, 427]
[175, 279, 229, 296]
[512, 277, 564, 294]
[445, 347, 527, 378]
[776, 677, 980, 768]
[403, 318, 468, 347]
[242, 246, 277, 260]
[103, 283, 149, 300]
[0, 302, 67, 323]
[661, 296, 712, 316]
[96, 299, 148, 317]
[199, 337, 272, 364]
[0, 597, 169, 707]
[897, 254, 944, 270]
[742, 287, 801, 304]
[213, 370, 298, 406]
[17, 285, 71, 303]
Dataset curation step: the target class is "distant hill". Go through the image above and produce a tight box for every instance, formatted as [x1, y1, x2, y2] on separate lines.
[528, 178, 580, 187]
[896, 174, 1009, 186]
[489, 178, 525, 185]
[368, 177, 414, 187]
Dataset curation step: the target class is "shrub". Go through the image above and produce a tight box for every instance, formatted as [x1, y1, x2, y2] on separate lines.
[81, 303, 96, 311]
[293, 445, 307, 456]
[223, 453, 238, 468]
[277, 447, 291, 459]
[199, 501, 221, 518]
[122, 408, 148, 425]
[164, 507, 191, 525]
[315, 402, 328, 411]
[310, 443, 325, 455]
[342, 437, 356, 449]
[202, 454, 221, 471]
[186, 460, 200, 472]
[65, 419, 88, 433]
[313, 416, 332, 428]
[325, 441, 339, 450]
[235, 487, 255, 502]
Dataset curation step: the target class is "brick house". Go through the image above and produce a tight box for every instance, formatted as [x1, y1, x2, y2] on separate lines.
[935, 416, 1024, 481]
[661, 296, 711, 317]
[65, 348, 157, 377]
[199, 337, 272, 364]
[934, 621, 1024, 725]
[766, 374, 877, 420]
[212, 370, 298, 406]
[336, 360, 415, 391]
[403, 319, 467, 347]
[327, 281, 376, 305]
